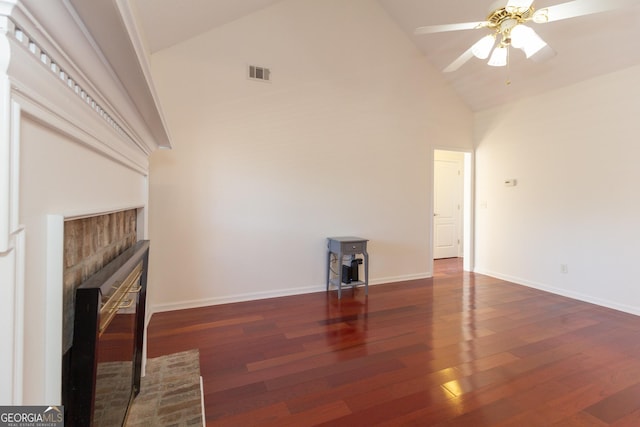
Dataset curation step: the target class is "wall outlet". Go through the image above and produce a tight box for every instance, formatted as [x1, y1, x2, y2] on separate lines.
[561, 264, 568, 274]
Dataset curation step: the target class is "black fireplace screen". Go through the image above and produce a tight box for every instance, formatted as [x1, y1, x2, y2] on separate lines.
[67, 240, 149, 426]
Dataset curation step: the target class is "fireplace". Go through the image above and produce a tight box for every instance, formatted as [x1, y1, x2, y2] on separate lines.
[59, 209, 148, 426]
[67, 240, 149, 426]
[0, 0, 171, 406]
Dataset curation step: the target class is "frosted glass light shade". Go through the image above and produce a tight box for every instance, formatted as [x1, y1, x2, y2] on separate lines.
[471, 34, 496, 59]
[510, 25, 529, 48]
[488, 45, 508, 66]
[511, 25, 547, 57]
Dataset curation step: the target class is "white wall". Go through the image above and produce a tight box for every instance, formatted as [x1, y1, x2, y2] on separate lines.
[148, 0, 473, 310]
[475, 64, 640, 315]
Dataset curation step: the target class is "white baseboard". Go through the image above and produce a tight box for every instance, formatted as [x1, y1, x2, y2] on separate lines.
[149, 272, 433, 314]
[370, 272, 432, 285]
[475, 268, 640, 317]
[150, 285, 322, 313]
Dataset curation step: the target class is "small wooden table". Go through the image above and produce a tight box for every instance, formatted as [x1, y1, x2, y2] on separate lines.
[326, 236, 369, 299]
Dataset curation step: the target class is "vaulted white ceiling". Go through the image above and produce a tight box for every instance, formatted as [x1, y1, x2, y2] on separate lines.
[376, 0, 640, 110]
[122, 0, 640, 111]
[131, 0, 284, 54]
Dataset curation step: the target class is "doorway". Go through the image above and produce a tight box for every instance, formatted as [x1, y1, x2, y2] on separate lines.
[433, 149, 472, 271]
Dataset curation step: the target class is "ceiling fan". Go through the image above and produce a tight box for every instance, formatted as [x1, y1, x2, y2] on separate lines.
[414, 0, 640, 72]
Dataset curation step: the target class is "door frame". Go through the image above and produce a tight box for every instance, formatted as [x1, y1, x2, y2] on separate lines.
[429, 148, 474, 273]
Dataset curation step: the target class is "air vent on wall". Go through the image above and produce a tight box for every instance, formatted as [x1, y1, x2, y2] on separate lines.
[248, 65, 271, 82]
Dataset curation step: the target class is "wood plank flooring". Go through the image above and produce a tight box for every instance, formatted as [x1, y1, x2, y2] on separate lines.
[146, 258, 640, 426]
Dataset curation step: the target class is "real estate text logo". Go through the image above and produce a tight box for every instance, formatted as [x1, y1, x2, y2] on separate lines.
[0, 406, 63, 427]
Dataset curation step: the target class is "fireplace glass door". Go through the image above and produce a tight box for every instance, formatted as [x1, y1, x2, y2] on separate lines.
[93, 279, 139, 426]
[68, 240, 149, 427]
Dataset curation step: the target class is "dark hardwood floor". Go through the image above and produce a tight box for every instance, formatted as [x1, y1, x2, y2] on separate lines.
[147, 258, 640, 426]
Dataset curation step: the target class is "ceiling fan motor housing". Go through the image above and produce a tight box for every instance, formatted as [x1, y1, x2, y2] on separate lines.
[487, 5, 534, 45]
[487, 7, 534, 31]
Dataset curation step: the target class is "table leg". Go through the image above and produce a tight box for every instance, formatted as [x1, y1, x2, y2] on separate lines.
[326, 249, 331, 291]
[363, 250, 369, 296]
[336, 251, 342, 299]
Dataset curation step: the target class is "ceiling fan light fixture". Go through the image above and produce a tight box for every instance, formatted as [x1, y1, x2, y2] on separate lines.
[511, 25, 547, 57]
[510, 24, 528, 48]
[471, 34, 496, 59]
[488, 45, 508, 66]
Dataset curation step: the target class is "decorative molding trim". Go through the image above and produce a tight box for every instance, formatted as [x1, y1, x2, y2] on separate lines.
[5, 15, 155, 174]
[0, 33, 10, 253]
[12, 227, 25, 405]
[1, 8, 150, 175]
[11, 24, 129, 140]
[0, 16, 21, 403]
[2, 0, 169, 167]
[0, 227, 25, 404]
[0, 1, 18, 18]
[8, 100, 18, 237]
[11, 0, 170, 151]
[0, 245, 17, 404]
[12, 89, 149, 175]
[113, 0, 172, 146]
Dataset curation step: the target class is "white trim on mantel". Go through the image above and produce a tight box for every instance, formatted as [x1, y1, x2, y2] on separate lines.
[14, 0, 171, 150]
[0, 12, 22, 398]
[4, 17, 150, 171]
[45, 216, 64, 405]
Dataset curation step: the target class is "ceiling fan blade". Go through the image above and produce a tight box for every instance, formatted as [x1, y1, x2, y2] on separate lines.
[443, 46, 476, 73]
[534, 0, 640, 23]
[414, 21, 488, 35]
[507, 0, 535, 10]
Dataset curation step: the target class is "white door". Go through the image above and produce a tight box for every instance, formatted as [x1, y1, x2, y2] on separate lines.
[434, 155, 463, 259]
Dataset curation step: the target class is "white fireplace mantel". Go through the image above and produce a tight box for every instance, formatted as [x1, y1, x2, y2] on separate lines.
[0, 0, 170, 405]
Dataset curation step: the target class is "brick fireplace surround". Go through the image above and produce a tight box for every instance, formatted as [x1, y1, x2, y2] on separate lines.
[63, 209, 138, 356]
